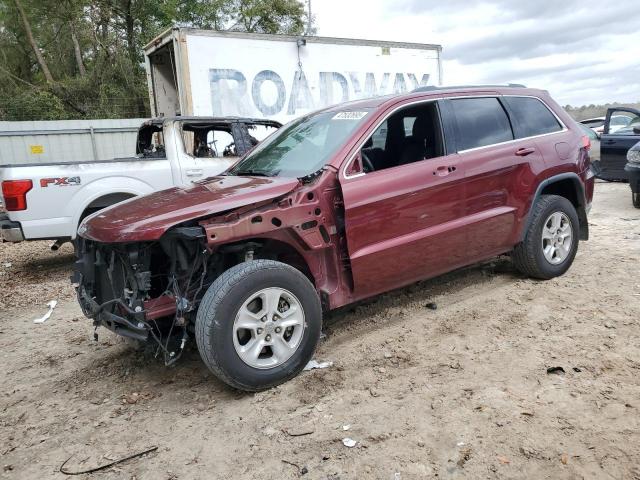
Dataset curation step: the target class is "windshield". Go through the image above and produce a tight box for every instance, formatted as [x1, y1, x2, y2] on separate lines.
[228, 109, 371, 177]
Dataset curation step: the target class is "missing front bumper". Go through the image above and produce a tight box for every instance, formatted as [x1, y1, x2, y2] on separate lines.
[76, 285, 150, 342]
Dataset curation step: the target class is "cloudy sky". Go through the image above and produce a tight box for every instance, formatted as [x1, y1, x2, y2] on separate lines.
[314, 0, 640, 106]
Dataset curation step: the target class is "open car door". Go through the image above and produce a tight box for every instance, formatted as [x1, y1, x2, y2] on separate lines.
[599, 107, 640, 181]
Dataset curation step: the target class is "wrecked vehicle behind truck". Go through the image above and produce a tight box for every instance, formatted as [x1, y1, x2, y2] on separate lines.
[0, 117, 280, 245]
[75, 85, 594, 391]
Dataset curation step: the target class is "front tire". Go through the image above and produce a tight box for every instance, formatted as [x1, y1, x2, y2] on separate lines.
[512, 195, 579, 279]
[195, 260, 322, 391]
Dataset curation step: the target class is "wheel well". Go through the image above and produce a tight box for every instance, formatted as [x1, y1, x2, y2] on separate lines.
[218, 239, 315, 286]
[80, 193, 136, 222]
[540, 179, 579, 209]
[539, 178, 588, 240]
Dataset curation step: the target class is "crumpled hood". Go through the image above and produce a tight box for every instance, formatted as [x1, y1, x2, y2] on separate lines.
[80, 175, 300, 243]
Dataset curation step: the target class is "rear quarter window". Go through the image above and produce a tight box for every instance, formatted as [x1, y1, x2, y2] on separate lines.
[503, 96, 563, 138]
[451, 97, 514, 151]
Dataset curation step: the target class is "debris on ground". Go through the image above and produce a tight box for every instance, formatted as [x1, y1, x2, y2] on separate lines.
[281, 459, 307, 476]
[303, 359, 333, 371]
[33, 300, 57, 324]
[59, 446, 158, 475]
[283, 426, 314, 437]
[546, 366, 565, 375]
[425, 302, 438, 310]
[342, 438, 357, 448]
[457, 447, 472, 467]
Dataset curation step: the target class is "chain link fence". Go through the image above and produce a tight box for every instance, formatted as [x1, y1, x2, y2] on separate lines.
[0, 95, 151, 121]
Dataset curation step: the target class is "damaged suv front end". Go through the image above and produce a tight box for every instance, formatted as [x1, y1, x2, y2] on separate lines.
[74, 225, 209, 362]
[73, 173, 309, 365]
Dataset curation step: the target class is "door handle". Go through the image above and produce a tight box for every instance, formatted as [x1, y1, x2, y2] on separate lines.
[433, 165, 456, 176]
[186, 169, 203, 177]
[602, 140, 616, 144]
[515, 147, 536, 157]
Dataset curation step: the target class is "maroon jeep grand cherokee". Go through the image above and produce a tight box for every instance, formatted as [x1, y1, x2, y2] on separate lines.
[74, 85, 595, 391]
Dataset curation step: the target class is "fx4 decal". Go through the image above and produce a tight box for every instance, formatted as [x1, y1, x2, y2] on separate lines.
[40, 177, 81, 187]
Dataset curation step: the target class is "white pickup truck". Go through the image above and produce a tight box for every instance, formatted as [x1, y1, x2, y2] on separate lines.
[0, 117, 280, 247]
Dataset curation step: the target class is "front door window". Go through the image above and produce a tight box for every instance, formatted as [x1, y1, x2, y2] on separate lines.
[606, 110, 640, 135]
[358, 101, 444, 173]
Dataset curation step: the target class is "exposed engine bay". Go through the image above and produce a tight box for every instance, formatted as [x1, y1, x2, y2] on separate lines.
[74, 226, 220, 365]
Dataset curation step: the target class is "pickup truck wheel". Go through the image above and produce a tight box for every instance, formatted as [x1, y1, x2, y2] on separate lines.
[195, 260, 322, 392]
[633, 192, 640, 208]
[512, 194, 579, 280]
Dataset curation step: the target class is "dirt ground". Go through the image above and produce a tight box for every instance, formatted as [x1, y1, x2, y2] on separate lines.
[1, 182, 639, 480]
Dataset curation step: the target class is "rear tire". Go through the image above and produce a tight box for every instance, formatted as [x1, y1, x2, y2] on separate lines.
[195, 260, 322, 391]
[633, 192, 640, 209]
[512, 195, 579, 279]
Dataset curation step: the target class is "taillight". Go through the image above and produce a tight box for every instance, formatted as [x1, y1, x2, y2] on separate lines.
[581, 135, 591, 151]
[2, 179, 33, 211]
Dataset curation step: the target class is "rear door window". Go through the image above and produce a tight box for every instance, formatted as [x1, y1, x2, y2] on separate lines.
[451, 97, 514, 151]
[503, 96, 563, 138]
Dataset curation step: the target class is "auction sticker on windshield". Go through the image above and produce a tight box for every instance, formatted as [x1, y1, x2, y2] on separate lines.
[333, 112, 368, 120]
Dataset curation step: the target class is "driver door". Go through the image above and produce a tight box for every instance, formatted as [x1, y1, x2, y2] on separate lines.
[338, 100, 467, 300]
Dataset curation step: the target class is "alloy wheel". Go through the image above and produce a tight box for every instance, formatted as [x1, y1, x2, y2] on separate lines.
[232, 287, 305, 369]
[541, 211, 573, 265]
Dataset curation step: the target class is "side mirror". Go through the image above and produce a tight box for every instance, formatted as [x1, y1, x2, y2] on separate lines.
[633, 126, 640, 135]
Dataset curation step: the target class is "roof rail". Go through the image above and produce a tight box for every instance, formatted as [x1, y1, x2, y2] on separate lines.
[412, 84, 527, 93]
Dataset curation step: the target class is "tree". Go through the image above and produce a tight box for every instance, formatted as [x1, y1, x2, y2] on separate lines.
[231, 0, 305, 34]
[12, 0, 54, 83]
[0, 0, 310, 121]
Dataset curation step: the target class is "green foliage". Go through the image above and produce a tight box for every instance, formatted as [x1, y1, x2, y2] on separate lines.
[231, 0, 306, 34]
[1, 88, 70, 120]
[0, 0, 310, 121]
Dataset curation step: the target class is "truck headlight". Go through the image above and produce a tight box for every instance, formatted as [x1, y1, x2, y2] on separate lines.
[628, 148, 640, 164]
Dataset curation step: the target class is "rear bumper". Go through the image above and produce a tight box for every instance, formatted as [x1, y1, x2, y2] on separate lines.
[0, 213, 25, 242]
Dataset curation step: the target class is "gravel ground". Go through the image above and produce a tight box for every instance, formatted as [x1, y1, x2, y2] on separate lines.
[1, 182, 639, 479]
[0, 240, 75, 310]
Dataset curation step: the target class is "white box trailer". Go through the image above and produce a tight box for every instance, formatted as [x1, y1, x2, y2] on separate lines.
[144, 28, 442, 124]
